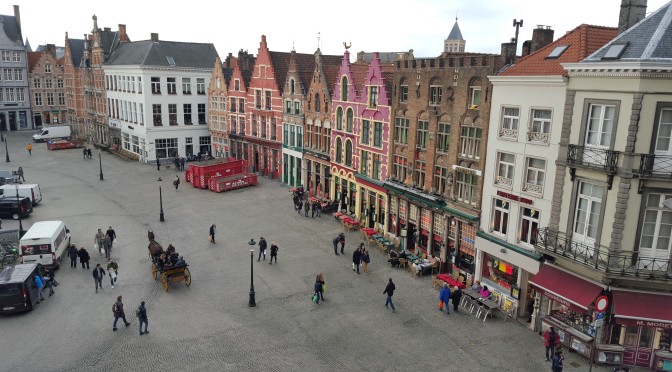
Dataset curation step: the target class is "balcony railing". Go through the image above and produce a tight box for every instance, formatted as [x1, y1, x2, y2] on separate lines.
[567, 145, 619, 172]
[535, 228, 671, 280]
[639, 153, 672, 178]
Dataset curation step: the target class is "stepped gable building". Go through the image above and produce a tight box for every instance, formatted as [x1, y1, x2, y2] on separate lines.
[224, 51, 255, 160]
[477, 24, 616, 320]
[0, 5, 32, 131]
[63, 34, 86, 138]
[28, 44, 67, 126]
[207, 55, 231, 158]
[330, 48, 395, 228]
[531, 1, 672, 368]
[104, 32, 218, 161]
[302, 48, 343, 196]
[385, 38, 513, 275]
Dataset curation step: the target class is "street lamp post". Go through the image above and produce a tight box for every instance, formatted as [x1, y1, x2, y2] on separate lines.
[15, 183, 24, 236]
[98, 149, 104, 180]
[4, 134, 9, 163]
[248, 239, 257, 307]
[157, 177, 165, 222]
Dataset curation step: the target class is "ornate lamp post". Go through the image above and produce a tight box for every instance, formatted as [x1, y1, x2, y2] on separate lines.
[98, 149, 104, 180]
[158, 177, 165, 222]
[4, 134, 9, 163]
[248, 239, 257, 307]
[15, 183, 24, 236]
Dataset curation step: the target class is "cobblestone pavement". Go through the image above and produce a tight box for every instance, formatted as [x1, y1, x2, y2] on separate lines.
[0, 132, 643, 372]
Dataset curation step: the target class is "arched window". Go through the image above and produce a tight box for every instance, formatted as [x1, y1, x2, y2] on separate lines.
[336, 107, 343, 130]
[336, 137, 343, 163]
[315, 93, 321, 113]
[324, 100, 329, 113]
[290, 79, 295, 94]
[346, 108, 353, 132]
[345, 140, 353, 166]
[341, 76, 348, 101]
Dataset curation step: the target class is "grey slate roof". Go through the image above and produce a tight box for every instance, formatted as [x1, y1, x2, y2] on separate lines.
[359, 52, 404, 63]
[447, 20, 464, 41]
[585, 1, 672, 62]
[0, 14, 22, 45]
[105, 40, 219, 68]
[67, 38, 85, 68]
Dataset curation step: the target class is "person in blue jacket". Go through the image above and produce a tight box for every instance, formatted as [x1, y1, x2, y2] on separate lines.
[438, 282, 451, 314]
[34, 275, 45, 303]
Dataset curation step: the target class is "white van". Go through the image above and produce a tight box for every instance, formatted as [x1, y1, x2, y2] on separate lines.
[19, 221, 71, 269]
[32, 125, 71, 142]
[0, 184, 42, 206]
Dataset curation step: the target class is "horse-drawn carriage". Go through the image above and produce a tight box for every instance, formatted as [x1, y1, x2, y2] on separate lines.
[148, 238, 191, 292]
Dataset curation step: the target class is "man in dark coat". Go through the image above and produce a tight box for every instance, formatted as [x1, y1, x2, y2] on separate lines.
[156, 158, 161, 171]
[106, 226, 117, 249]
[112, 295, 131, 331]
[451, 286, 463, 312]
[383, 278, 396, 312]
[269, 242, 278, 264]
[137, 301, 149, 335]
[332, 233, 344, 256]
[304, 200, 310, 217]
[352, 247, 362, 274]
[258, 237, 267, 261]
[67, 244, 79, 268]
[92, 264, 106, 293]
[78, 247, 90, 269]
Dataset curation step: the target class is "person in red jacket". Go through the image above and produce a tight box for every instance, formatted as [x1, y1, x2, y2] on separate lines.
[544, 327, 560, 361]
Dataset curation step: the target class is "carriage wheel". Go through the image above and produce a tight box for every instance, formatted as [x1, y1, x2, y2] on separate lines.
[161, 273, 169, 292]
[184, 268, 191, 286]
[152, 265, 158, 280]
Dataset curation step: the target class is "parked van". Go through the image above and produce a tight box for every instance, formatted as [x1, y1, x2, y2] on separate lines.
[0, 184, 42, 206]
[0, 197, 32, 220]
[32, 125, 71, 142]
[0, 263, 44, 313]
[19, 221, 71, 269]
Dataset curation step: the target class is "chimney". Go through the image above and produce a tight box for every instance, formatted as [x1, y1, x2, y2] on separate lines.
[118, 24, 128, 42]
[618, 0, 647, 34]
[521, 40, 532, 57]
[501, 42, 517, 65]
[151, 33, 159, 42]
[46, 44, 56, 57]
[13, 5, 21, 39]
[531, 26, 554, 54]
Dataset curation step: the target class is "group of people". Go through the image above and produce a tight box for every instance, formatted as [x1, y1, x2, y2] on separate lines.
[92, 260, 121, 293]
[351, 243, 371, 274]
[173, 156, 186, 171]
[154, 243, 186, 270]
[470, 280, 492, 299]
[82, 147, 94, 159]
[32, 268, 58, 303]
[94, 226, 117, 259]
[437, 282, 463, 314]
[256, 237, 279, 264]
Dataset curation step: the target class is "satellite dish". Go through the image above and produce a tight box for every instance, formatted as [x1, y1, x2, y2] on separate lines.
[663, 198, 672, 209]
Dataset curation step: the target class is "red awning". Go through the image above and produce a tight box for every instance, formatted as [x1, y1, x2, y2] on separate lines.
[612, 290, 672, 327]
[529, 265, 603, 312]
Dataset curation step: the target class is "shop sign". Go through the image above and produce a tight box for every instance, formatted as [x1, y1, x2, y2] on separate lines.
[542, 290, 582, 312]
[497, 190, 533, 205]
[617, 319, 672, 329]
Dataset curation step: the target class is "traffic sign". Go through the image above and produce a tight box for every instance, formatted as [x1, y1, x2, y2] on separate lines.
[595, 295, 609, 312]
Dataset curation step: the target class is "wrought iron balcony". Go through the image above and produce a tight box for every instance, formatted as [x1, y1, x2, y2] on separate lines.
[639, 153, 672, 179]
[567, 145, 619, 172]
[535, 228, 671, 280]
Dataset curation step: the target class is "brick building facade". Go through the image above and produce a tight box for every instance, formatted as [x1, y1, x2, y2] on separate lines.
[28, 44, 67, 126]
[63, 33, 85, 138]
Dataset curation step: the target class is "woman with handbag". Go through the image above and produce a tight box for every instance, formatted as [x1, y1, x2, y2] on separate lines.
[314, 274, 326, 303]
[362, 249, 370, 274]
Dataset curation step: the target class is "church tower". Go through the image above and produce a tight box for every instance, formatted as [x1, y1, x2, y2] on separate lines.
[444, 17, 465, 53]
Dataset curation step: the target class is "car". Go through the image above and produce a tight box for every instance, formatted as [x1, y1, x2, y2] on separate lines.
[0, 197, 33, 220]
[0, 170, 20, 186]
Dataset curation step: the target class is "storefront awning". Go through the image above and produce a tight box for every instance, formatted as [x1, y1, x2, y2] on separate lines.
[612, 290, 672, 327]
[529, 265, 603, 312]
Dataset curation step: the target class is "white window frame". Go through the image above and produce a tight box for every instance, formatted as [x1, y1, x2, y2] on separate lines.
[523, 157, 546, 195]
[519, 207, 540, 246]
[429, 85, 442, 106]
[500, 106, 519, 139]
[495, 152, 515, 188]
[529, 108, 552, 143]
[491, 198, 509, 236]
[460, 126, 482, 159]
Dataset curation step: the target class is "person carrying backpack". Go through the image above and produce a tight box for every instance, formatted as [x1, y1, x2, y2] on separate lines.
[112, 295, 131, 331]
[136, 301, 149, 335]
[551, 350, 564, 372]
[544, 327, 560, 361]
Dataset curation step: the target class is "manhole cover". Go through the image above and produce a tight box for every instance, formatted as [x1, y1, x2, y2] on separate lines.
[569, 362, 581, 368]
[403, 318, 420, 328]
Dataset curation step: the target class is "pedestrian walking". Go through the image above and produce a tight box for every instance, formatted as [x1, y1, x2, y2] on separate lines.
[544, 327, 560, 361]
[269, 242, 278, 264]
[313, 273, 326, 304]
[438, 282, 451, 314]
[17, 166, 25, 182]
[78, 247, 90, 269]
[551, 350, 564, 372]
[173, 175, 180, 191]
[95, 228, 105, 256]
[180, 157, 185, 172]
[137, 301, 149, 335]
[103, 235, 112, 259]
[156, 158, 161, 171]
[332, 233, 344, 256]
[311, 201, 316, 218]
[352, 247, 362, 274]
[339, 233, 345, 254]
[83, 147, 88, 159]
[112, 295, 131, 331]
[34, 274, 45, 303]
[362, 248, 370, 274]
[93, 264, 106, 293]
[26, 143, 32, 156]
[257, 237, 267, 261]
[87, 148, 93, 159]
[173, 157, 180, 172]
[383, 278, 396, 312]
[43, 269, 56, 297]
[316, 202, 322, 217]
[304, 200, 309, 217]
[107, 259, 119, 288]
[451, 286, 462, 313]
[106, 226, 117, 249]
[67, 244, 79, 268]
[209, 223, 216, 243]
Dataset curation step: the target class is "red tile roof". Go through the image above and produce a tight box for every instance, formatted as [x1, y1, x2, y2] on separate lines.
[499, 24, 617, 77]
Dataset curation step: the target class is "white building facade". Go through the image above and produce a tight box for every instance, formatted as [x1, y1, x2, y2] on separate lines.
[103, 36, 218, 162]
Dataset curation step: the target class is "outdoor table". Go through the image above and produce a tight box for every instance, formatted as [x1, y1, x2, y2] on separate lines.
[382, 241, 394, 252]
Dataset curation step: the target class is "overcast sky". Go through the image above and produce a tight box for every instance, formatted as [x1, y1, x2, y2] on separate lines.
[2, 0, 669, 58]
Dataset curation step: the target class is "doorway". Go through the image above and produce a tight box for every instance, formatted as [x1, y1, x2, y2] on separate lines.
[623, 325, 654, 367]
[406, 223, 417, 252]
